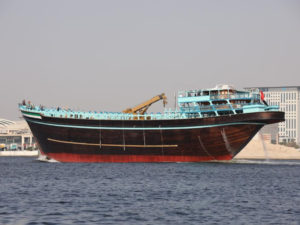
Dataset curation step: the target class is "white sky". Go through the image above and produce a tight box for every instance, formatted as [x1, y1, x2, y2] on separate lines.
[1, 0, 300, 120]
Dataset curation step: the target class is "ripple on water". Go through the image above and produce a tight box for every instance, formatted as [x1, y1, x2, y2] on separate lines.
[0, 157, 300, 225]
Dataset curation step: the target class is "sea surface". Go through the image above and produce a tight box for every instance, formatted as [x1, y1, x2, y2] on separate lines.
[0, 157, 300, 225]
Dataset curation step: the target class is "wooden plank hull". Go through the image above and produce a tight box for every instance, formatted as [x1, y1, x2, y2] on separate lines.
[24, 111, 284, 162]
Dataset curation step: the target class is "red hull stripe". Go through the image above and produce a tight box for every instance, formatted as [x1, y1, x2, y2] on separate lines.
[47, 153, 232, 163]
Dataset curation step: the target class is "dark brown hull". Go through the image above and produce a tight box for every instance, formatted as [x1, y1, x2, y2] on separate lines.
[23, 111, 284, 162]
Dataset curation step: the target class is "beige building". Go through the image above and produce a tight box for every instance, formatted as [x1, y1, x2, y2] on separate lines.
[0, 118, 35, 150]
[246, 86, 300, 144]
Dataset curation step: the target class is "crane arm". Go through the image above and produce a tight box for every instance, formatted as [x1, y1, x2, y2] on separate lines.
[122, 93, 167, 115]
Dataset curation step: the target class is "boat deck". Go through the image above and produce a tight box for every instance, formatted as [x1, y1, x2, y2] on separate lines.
[19, 104, 279, 121]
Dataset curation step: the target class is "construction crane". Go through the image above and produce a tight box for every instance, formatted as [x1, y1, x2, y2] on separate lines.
[122, 93, 167, 115]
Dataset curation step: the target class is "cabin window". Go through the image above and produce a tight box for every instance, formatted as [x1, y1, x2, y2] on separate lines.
[201, 112, 216, 117]
[218, 111, 234, 116]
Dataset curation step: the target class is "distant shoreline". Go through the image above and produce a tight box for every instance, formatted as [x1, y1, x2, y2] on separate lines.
[235, 155, 300, 160]
[0, 150, 38, 157]
[235, 137, 300, 160]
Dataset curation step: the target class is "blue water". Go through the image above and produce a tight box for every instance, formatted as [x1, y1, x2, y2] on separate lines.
[1, 157, 300, 225]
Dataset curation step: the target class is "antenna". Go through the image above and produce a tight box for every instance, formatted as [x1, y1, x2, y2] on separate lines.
[174, 92, 177, 110]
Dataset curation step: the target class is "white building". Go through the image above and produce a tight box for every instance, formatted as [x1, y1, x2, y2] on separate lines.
[246, 86, 300, 144]
[0, 118, 35, 150]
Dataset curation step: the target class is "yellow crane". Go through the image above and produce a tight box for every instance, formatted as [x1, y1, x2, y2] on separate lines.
[122, 93, 167, 115]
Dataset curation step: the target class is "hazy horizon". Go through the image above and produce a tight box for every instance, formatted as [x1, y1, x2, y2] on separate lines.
[1, 0, 299, 120]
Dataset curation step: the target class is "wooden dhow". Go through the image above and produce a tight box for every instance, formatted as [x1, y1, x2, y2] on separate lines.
[19, 85, 284, 162]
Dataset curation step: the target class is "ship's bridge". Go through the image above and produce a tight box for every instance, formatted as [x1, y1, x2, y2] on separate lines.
[177, 85, 276, 118]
